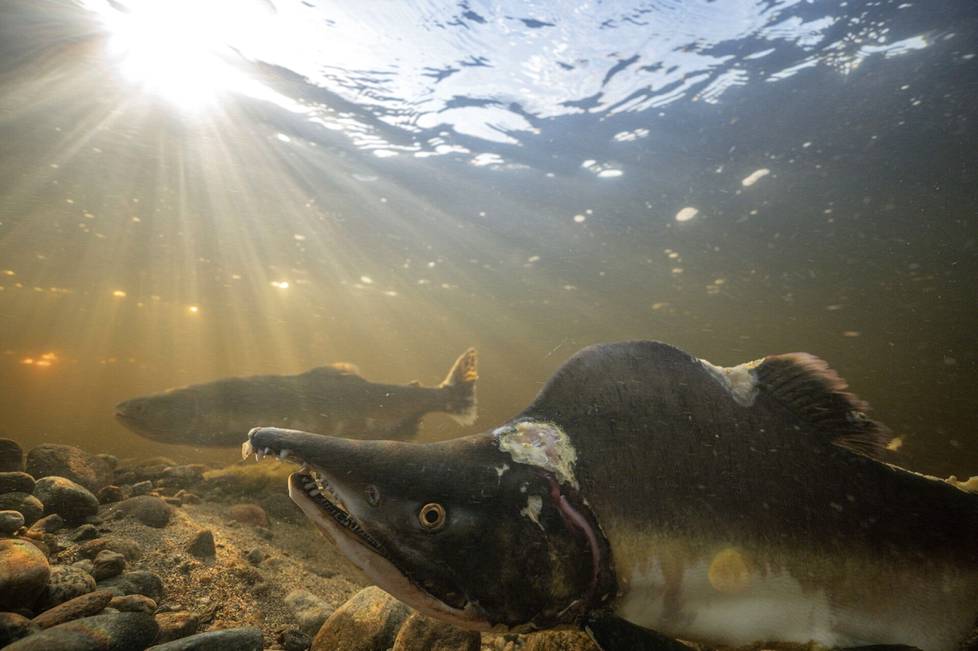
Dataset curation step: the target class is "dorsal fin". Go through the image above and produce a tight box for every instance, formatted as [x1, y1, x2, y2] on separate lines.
[330, 362, 361, 375]
[755, 353, 892, 460]
[947, 476, 978, 494]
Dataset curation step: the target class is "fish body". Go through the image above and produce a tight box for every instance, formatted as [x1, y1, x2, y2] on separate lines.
[116, 348, 477, 446]
[245, 342, 978, 650]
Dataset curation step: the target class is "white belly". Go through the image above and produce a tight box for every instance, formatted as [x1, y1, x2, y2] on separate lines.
[614, 548, 977, 651]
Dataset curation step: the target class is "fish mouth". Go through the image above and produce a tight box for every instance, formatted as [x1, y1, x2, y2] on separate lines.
[289, 469, 387, 556]
[241, 438, 386, 556]
[114, 408, 154, 436]
[243, 428, 493, 630]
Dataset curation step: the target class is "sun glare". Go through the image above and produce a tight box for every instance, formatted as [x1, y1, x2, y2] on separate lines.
[91, 0, 261, 109]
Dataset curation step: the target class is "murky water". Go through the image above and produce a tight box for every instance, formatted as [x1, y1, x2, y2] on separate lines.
[0, 0, 975, 476]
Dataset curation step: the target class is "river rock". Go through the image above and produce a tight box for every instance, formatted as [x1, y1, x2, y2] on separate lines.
[187, 529, 216, 558]
[0, 612, 38, 646]
[392, 612, 481, 651]
[0, 438, 23, 472]
[33, 476, 99, 523]
[285, 588, 333, 636]
[31, 589, 114, 629]
[95, 454, 119, 471]
[0, 492, 43, 526]
[520, 630, 602, 651]
[97, 485, 125, 504]
[161, 464, 206, 486]
[3, 611, 159, 650]
[311, 586, 411, 651]
[37, 564, 96, 610]
[280, 627, 311, 651]
[155, 610, 199, 643]
[0, 509, 25, 535]
[112, 495, 172, 527]
[76, 536, 142, 562]
[108, 594, 156, 613]
[72, 559, 95, 574]
[0, 471, 34, 494]
[26, 513, 64, 536]
[146, 626, 264, 650]
[25, 444, 112, 492]
[97, 569, 164, 602]
[70, 523, 100, 541]
[0, 539, 50, 611]
[131, 480, 153, 496]
[92, 550, 126, 580]
[229, 503, 268, 527]
[174, 489, 200, 504]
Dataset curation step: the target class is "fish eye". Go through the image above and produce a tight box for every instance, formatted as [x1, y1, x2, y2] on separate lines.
[418, 503, 446, 531]
[365, 484, 381, 507]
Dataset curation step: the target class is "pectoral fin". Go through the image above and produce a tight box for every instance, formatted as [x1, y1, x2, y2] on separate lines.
[584, 613, 692, 651]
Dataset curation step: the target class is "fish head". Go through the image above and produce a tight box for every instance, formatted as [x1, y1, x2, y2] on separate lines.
[245, 426, 614, 633]
[114, 389, 198, 441]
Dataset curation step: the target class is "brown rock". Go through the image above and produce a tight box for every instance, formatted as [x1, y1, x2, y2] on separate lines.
[3, 611, 159, 650]
[109, 594, 157, 613]
[36, 564, 96, 611]
[92, 549, 126, 580]
[32, 476, 99, 523]
[174, 490, 200, 504]
[76, 536, 142, 562]
[0, 471, 34, 494]
[187, 529, 216, 558]
[154, 610, 199, 643]
[24, 444, 112, 492]
[0, 492, 43, 526]
[0, 438, 23, 472]
[0, 510, 25, 535]
[311, 586, 411, 651]
[521, 630, 602, 651]
[97, 485, 126, 504]
[112, 495, 172, 528]
[0, 612, 38, 646]
[0, 539, 50, 611]
[31, 589, 113, 628]
[392, 612, 481, 651]
[25, 514, 64, 536]
[229, 503, 269, 527]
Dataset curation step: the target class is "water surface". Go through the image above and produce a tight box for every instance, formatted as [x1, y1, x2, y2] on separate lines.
[0, 0, 975, 474]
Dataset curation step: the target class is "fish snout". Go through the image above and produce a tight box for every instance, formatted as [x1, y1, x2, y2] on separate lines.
[114, 399, 143, 422]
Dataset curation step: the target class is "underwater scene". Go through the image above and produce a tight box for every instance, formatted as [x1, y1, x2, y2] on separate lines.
[1, 0, 976, 649]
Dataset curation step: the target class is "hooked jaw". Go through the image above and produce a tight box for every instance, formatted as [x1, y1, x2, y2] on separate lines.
[243, 427, 495, 630]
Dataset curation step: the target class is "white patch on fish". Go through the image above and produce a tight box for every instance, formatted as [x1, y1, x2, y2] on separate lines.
[495, 420, 578, 489]
[618, 556, 846, 648]
[495, 463, 509, 478]
[611, 535, 978, 651]
[520, 495, 544, 530]
[698, 358, 762, 406]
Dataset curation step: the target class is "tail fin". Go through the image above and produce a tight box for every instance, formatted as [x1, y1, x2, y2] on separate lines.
[440, 348, 478, 426]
